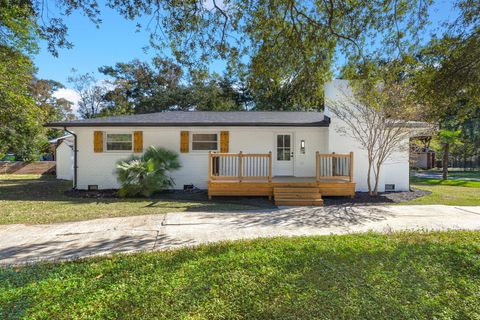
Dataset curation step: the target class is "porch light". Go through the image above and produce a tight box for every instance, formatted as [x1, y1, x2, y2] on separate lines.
[300, 140, 305, 154]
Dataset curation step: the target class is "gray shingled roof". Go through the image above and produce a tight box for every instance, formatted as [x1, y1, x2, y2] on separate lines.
[46, 111, 330, 127]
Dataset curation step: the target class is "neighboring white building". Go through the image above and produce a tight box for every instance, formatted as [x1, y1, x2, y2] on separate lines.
[55, 140, 74, 181]
[47, 80, 421, 197]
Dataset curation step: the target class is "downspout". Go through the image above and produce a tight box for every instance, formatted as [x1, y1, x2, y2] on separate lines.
[63, 126, 78, 190]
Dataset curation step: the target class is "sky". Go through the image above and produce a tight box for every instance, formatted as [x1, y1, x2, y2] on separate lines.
[33, 0, 458, 113]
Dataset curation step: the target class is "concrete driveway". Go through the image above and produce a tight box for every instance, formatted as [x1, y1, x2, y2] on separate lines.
[1, 205, 480, 265]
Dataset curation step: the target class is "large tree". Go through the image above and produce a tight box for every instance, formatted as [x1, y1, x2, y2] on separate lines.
[0, 1, 79, 159]
[98, 58, 183, 115]
[0, 46, 45, 160]
[68, 72, 107, 119]
[5, 0, 435, 110]
[30, 78, 75, 140]
[413, 0, 480, 177]
[97, 58, 246, 114]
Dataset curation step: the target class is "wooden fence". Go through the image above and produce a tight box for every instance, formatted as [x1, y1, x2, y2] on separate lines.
[0, 161, 56, 175]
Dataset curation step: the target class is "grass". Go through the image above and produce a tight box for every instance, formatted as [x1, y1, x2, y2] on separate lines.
[0, 175, 265, 225]
[410, 175, 480, 188]
[448, 171, 480, 179]
[406, 185, 480, 205]
[405, 174, 480, 206]
[1, 231, 479, 319]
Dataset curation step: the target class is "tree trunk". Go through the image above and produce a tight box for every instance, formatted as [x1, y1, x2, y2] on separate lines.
[372, 163, 381, 196]
[367, 162, 373, 196]
[442, 143, 450, 180]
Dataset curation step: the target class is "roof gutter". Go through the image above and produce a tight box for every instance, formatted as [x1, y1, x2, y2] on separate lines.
[63, 127, 78, 190]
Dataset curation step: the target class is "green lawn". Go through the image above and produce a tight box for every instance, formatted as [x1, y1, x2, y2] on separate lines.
[1, 231, 479, 319]
[406, 176, 480, 206]
[448, 171, 480, 179]
[0, 175, 264, 225]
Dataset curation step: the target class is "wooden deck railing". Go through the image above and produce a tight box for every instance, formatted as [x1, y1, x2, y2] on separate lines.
[209, 152, 272, 182]
[316, 152, 354, 182]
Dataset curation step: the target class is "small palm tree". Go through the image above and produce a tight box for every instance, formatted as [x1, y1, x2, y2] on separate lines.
[116, 146, 181, 197]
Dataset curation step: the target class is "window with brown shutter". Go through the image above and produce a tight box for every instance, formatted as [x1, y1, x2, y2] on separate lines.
[192, 133, 218, 151]
[180, 131, 189, 153]
[133, 131, 143, 153]
[93, 131, 103, 153]
[220, 131, 229, 153]
[105, 133, 132, 151]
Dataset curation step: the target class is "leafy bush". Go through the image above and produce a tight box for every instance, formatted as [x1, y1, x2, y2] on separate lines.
[116, 146, 181, 197]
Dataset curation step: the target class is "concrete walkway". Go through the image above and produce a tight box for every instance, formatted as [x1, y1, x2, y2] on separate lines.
[1, 205, 480, 265]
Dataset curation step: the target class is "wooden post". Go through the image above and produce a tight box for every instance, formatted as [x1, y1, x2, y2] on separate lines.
[315, 151, 320, 182]
[239, 151, 243, 182]
[208, 152, 212, 199]
[332, 152, 337, 176]
[268, 151, 272, 182]
[208, 151, 212, 181]
[349, 151, 354, 182]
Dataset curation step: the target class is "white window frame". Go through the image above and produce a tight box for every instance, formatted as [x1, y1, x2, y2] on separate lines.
[191, 132, 219, 152]
[104, 132, 133, 152]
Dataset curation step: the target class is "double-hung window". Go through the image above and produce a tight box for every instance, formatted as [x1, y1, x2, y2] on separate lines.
[191, 133, 218, 151]
[105, 133, 133, 151]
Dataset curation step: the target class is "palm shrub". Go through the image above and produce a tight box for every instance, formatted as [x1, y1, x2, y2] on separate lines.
[116, 146, 181, 197]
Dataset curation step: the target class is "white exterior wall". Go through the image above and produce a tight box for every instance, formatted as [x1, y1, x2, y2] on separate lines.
[56, 141, 74, 180]
[324, 80, 410, 192]
[73, 126, 329, 190]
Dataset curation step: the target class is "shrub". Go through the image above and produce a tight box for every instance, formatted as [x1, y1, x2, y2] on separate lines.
[116, 146, 181, 197]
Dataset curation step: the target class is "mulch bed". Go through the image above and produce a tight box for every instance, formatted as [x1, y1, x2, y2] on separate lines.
[323, 188, 431, 206]
[65, 189, 118, 199]
[66, 187, 430, 207]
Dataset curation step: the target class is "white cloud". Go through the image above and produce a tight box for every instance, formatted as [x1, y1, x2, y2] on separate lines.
[53, 88, 81, 116]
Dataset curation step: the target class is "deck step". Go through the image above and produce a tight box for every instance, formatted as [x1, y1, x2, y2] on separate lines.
[273, 186, 323, 207]
[274, 192, 323, 199]
[272, 182, 318, 188]
[274, 187, 320, 193]
[275, 199, 324, 206]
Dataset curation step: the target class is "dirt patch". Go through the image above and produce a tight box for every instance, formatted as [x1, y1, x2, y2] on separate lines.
[323, 188, 431, 206]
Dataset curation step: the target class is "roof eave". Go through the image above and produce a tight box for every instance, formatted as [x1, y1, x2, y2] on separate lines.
[45, 121, 330, 128]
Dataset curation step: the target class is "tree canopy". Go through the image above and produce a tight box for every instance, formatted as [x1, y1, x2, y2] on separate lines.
[1, 0, 479, 162]
[90, 58, 250, 114]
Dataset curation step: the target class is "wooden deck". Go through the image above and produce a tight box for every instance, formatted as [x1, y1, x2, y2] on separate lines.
[208, 177, 355, 203]
[207, 152, 356, 206]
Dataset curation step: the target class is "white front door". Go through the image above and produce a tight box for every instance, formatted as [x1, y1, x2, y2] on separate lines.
[275, 133, 294, 176]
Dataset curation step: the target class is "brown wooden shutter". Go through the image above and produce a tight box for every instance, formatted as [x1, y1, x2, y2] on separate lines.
[220, 131, 229, 153]
[93, 131, 103, 153]
[133, 131, 143, 153]
[180, 131, 189, 153]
